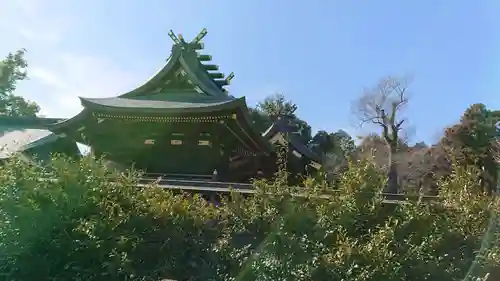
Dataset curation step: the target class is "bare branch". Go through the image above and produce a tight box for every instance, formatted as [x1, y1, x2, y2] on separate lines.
[351, 75, 411, 146]
[396, 119, 405, 128]
[358, 116, 384, 127]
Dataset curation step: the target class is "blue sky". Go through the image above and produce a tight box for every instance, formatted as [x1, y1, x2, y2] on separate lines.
[1, 0, 498, 144]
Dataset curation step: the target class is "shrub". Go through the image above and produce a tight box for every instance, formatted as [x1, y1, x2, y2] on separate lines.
[0, 155, 498, 281]
[0, 155, 223, 281]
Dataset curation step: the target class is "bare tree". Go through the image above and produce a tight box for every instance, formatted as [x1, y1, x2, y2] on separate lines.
[352, 75, 411, 194]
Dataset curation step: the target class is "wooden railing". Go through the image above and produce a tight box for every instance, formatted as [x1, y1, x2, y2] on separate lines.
[35, 175, 449, 204]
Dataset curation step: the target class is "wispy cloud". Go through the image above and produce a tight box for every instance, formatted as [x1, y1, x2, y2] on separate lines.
[0, 0, 137, 118]
[10, 0, 42, 16]
[30, 53, 136, 117]
[16, 27, 63, 46]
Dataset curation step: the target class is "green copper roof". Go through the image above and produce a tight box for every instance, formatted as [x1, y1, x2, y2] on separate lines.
[263, 119, 322, 163]
[79, 96, 246, 113]
[47, 29, 271, 156]
[0, 129, 53, 159]
[69, 29, 242, 116]
[0, 116, 78, 159]
[115, 28, 234, 102]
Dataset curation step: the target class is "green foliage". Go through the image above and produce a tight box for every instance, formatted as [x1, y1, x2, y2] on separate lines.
[256, 93, 298, 121]
[331, 130, 356, 157]
[440, 103, 498, 194]
[248, 107, 273, 133]
[0, 49, 40, 116]
[310, 129, 355, 161]
[0, 155, 498, 280]
[0, 155, 223, 281]
[250, 93, 312, 142]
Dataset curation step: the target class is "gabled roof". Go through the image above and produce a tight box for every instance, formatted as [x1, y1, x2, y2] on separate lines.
[0, 129, 53, 159]
[262, 118, 322, 164]
[46, 29, 271, 155]
[117, 28, 234, 102]
[0, 116, 74, 159]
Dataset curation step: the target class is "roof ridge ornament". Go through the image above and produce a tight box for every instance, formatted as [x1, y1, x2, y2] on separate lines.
[168, 30, 180, 44]
[168, 28, 207, 46]
[225, 72, 235, 84]
[168, 29, 206, 51]
[178, 33, 186, 44]
[163, 28, 233, 92]
[191, 28, 207, 44]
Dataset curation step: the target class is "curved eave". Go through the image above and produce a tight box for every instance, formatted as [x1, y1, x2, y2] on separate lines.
[21, 133, 63, 151]
[271, 132, 321, 163]
[262, 122, 280, 139]
[119, 48, 183, 98]
[263, 120, 321, 163]
[79, 96, 247, 114]
[47, 109, 89, 133]
[24, 135, 82, 159]
[262, 118, 295, 139]
[288, 133, 322, 163]
[237, 100, 273, 153]
[0, 129, 52, 159]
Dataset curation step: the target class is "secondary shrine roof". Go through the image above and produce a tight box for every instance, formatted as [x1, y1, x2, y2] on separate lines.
[0, 116, 70, 159]
[0, 129, 53, 159]
[263, 118, 322, 164]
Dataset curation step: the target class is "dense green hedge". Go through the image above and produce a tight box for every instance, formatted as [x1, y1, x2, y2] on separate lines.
[0, 155, 498, 281]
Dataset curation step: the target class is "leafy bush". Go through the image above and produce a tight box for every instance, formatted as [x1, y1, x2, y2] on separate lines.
[0, 155, 223, 281]
[0, 155, 498, 281]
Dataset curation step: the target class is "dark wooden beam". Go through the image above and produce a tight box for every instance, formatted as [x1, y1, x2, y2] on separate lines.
[209, 72, 224, 79]
[197, 54, 212, 61]
[203, 64, 219, 71]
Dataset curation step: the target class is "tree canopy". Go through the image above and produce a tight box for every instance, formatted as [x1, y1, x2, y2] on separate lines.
[250, 93, 313, 143]
[0, 49, 40, 116]
[439, 103, 498, 194]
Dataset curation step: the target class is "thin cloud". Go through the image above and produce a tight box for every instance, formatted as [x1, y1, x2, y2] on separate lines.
[10, 0, 43, 17]
[16, 27, 63, 46]
[30, 53, 137, 117]
[30, 67, 70, 91]
[0, 0, 138, 118]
